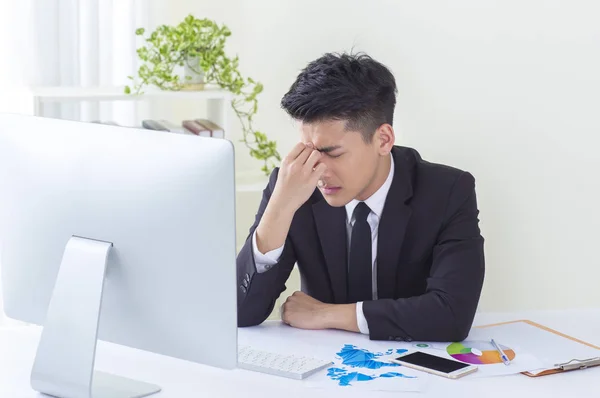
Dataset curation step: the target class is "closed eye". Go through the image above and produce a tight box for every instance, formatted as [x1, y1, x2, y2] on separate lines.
[326, 153, 343, 158]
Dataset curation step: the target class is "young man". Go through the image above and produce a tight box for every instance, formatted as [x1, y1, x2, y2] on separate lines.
[236, 52, 485, 342]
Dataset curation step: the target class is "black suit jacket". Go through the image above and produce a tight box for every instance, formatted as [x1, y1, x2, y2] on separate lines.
[236, 145, 485, 342]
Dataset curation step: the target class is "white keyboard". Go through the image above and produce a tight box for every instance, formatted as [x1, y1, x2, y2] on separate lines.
[237, 345, 332, 380]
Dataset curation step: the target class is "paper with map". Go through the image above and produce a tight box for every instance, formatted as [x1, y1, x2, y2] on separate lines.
[302, 344, 423, 391]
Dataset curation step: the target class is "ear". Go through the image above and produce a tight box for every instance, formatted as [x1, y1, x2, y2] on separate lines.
[376, 123, 395, 155]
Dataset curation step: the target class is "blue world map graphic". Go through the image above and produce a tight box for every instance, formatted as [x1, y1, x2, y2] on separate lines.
[327, 345, 416, 386]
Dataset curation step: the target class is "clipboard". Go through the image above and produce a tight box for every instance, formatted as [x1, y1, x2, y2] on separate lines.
[476, 319, 600, 377]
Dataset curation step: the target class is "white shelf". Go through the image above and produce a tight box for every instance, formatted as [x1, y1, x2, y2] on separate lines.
[31, 85, 233, 102]
[31, 84, 233, 146]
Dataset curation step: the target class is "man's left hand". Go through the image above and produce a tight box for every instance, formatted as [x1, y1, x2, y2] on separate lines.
[280, 291, 359, 332]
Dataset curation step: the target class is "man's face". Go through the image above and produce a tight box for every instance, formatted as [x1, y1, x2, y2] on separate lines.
[300, 119, 381, 207]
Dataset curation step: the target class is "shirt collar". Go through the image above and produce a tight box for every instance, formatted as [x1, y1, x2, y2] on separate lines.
[345, 153, 395, 222]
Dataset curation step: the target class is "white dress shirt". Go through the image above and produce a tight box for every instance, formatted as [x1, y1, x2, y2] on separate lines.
[252, 154, 395, 335]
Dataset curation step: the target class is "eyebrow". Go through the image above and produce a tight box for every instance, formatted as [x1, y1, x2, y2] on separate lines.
[316, 145, 342, 153]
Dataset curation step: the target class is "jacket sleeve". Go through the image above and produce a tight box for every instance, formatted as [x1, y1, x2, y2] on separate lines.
[362, 172, 485, 342]
[237, 167, 298, 327]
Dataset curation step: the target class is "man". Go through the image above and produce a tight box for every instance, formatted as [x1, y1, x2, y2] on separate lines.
[236, 52, 485, 342]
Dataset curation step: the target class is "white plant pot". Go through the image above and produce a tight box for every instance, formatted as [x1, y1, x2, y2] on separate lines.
[182, 56, 205, 90]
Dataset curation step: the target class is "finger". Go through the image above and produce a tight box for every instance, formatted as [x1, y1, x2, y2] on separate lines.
[281, 302, 289, 322]
[286, 295, 300, 305]
[310, 163, 327, 184]
[290, 291, 310, 302]
[284, 142, 307, 163]
[304, 149, 322, 170]
[295, 146, 314, 166]
[292, 290, 305, 297]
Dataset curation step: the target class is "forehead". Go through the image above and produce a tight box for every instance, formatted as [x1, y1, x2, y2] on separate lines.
[299, 119, 359, 147]
[300, 119, 345, 136]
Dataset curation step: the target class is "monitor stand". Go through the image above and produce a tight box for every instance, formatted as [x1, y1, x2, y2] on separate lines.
[30, 236, 161, 398]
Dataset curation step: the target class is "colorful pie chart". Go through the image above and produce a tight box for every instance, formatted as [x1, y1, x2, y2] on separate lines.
[447, 341, 516, 365]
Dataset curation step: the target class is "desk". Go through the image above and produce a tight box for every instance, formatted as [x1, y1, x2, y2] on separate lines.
[1, 309, 599, 398]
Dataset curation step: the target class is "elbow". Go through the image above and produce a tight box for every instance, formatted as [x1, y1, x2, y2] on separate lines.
[447, 304, 477, 342]
[426, 314, 471, 342]
[451, 321, 471, 342]
[432, 294, 477, 342]
[427, 316, 471, 342]
[237, 310, 267, 328]
[238, 316, 263, 328]
[236, 299, 274, 328]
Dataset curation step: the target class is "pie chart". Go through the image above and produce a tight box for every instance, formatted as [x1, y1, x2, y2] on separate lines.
[447, 341, 516, 365]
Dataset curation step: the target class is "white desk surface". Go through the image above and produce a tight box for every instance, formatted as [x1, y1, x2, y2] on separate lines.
[1, 309, 599, 398]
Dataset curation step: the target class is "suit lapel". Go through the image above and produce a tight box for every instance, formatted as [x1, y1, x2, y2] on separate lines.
[377, 148, 414, 299]
[313, 200, 348, 304]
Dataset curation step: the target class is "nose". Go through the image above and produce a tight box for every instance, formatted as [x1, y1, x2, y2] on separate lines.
[315, 158, 332, 178]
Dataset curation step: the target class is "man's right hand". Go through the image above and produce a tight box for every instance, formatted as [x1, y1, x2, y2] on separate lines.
[254, 142, 326, 255]
[271, 142, 327, 213]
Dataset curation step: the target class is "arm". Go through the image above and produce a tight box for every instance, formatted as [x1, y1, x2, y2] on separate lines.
[237, 168, 297, 327]
[363, 172, 485, 342]
[237, 142, 327, 327]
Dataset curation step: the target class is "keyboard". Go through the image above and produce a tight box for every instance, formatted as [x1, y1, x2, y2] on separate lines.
[237, 345, 332, 380]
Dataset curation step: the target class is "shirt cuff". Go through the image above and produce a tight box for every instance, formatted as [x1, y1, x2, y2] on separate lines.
[252, 230, 284, 273]
[356, 301, 370, 335]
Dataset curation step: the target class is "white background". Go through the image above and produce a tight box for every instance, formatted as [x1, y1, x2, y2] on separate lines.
[1, 0, 599, 321]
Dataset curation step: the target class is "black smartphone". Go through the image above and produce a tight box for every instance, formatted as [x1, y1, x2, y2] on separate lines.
[392, 351, 478, 379]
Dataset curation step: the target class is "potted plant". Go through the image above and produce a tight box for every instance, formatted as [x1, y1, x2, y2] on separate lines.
[125, 15, 280, 176]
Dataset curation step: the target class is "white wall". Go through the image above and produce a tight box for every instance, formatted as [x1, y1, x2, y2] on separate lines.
[161, 0, 600, 313]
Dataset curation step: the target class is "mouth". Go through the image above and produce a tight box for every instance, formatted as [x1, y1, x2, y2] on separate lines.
[318, 180, 341, 195]
[321, 186, 341, 195]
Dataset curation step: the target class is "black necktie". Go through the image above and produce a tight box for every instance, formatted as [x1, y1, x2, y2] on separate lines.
[348, 202, 372, 303]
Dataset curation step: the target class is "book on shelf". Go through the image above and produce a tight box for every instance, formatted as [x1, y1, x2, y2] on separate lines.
[142, 120, 169, 131]
[195, 119, 224, 138]
[182, 120, 211, 136]
[140, 118, 226, 139]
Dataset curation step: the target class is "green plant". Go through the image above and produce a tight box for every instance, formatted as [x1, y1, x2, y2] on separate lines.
[125, 15, 280, 175]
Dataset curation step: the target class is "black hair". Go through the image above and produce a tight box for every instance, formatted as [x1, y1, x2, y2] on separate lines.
[280, 52, 397, 143]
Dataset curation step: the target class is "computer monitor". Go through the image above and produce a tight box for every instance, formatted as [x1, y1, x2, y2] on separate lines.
[0, 113, 238, 398]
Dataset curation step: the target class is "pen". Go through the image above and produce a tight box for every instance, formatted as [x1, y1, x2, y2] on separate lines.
[491, 339, 511, 365]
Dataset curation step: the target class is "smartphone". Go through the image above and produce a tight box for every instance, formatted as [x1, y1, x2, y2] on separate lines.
[392, 350, 478, 379]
